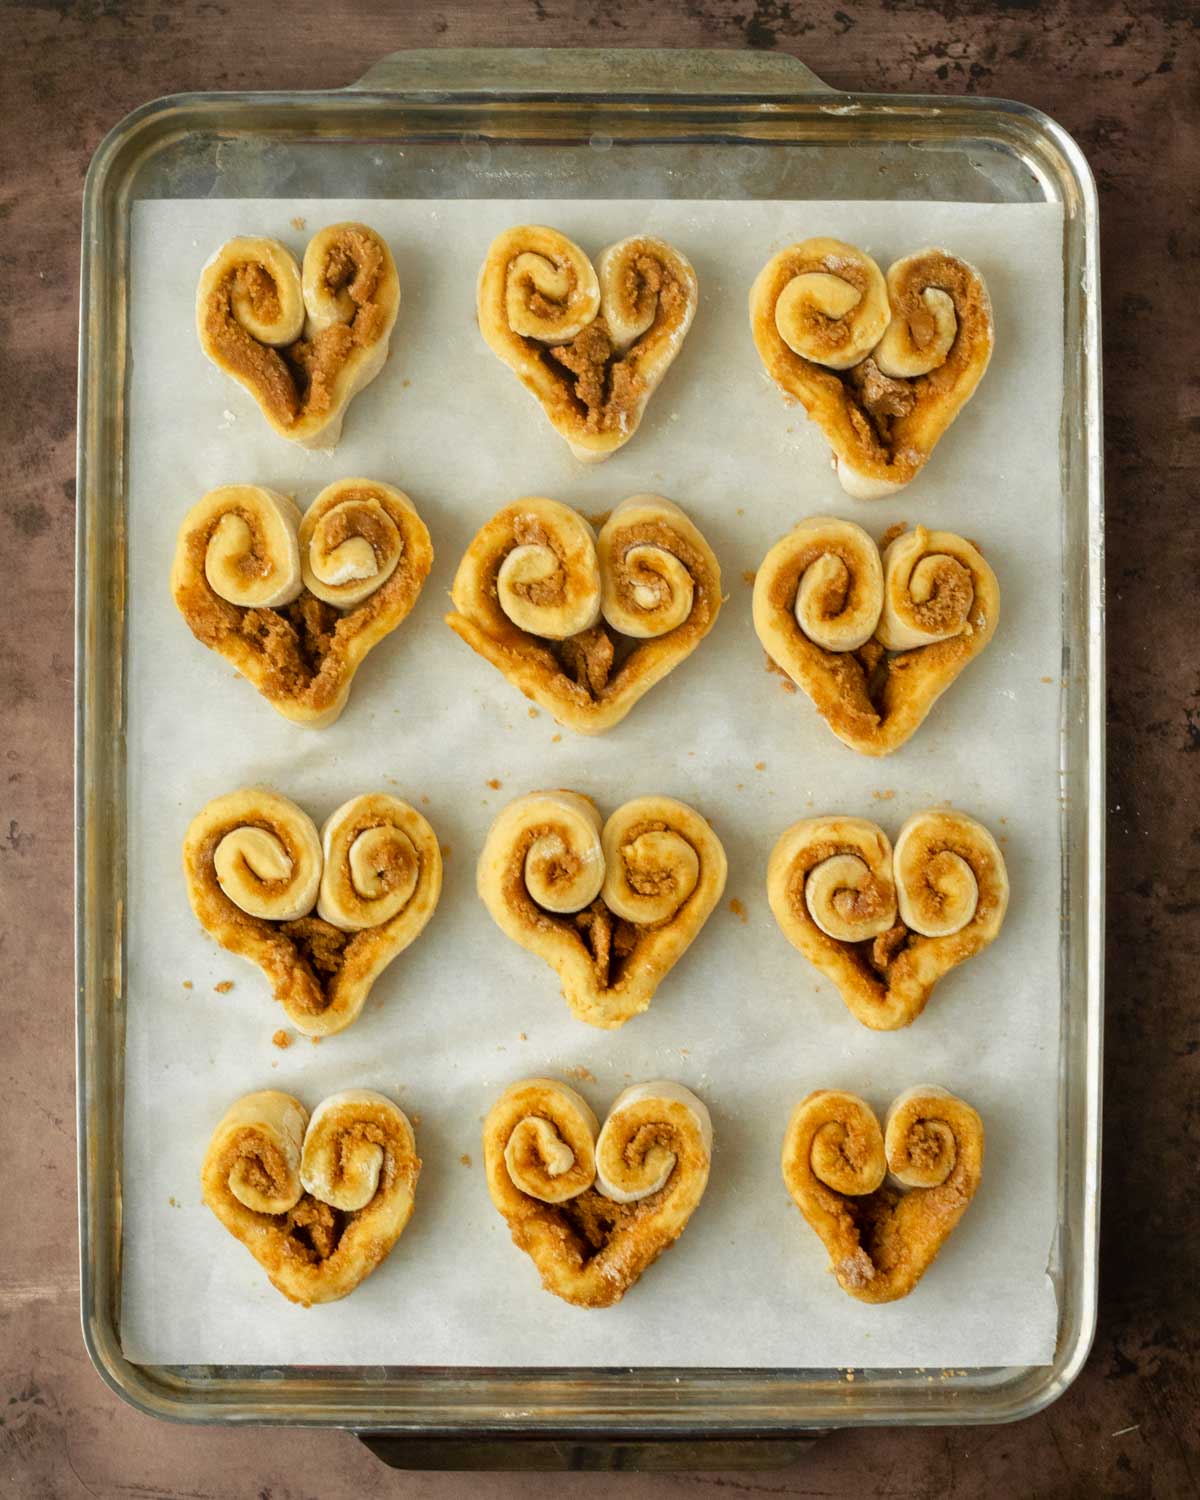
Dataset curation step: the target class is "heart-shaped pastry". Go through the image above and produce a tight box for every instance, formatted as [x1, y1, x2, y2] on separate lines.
[447, 495, 721, 734]
[202, 1087, 420, 1305]
[781, 1086, 984, 1303]
[477, 790, 727, 1029]
[483, 1077, 712, 1307]
[753, 516, 999, 755]
[197, 222, 400, 448]
[750, 239, 993, 497]
[767, 808, 1009, 1030]
[172, 478, 433, 728]
[478, 225, 697, 460]
[184, 789, 442, 1036]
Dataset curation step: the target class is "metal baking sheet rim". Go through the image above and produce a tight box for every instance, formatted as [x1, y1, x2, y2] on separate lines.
[74, 47, 1104, 1432]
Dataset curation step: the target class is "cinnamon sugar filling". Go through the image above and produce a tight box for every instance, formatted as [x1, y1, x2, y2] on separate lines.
[535, 252, 686, 433]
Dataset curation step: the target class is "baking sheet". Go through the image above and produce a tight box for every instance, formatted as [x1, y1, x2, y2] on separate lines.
[120, 197, 1064, 1368]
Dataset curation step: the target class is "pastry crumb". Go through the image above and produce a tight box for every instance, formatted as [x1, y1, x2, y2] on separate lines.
[168, 1195, 178, 1207]
[1041, 675, 1054, 683]
[421, 794, 430, 805]
[741, 569, 757, 586]
[290, 215, 307, 230]
[736, 507, 745, 516]
[310, 1036, 322, 1047]
[487, 778, 502, 790]
[411, 1112, 422, 1128]
[459, 1153, 472, 1168]
[729, 898, 748, 924]
[272, 1029, 292, 1050]
[214, 980, 233, 994]
[871, 789, 896, 801]
[565, 1065, 596, 1083]
[519, 1032, 527, 1041]
[181, 980, 193, 990]
[402, 378, 411, 388]
[550, 733, 562, 743]
[754, 761, 766, 771]
[527, 707, 539, 718]
[440, 844, 452, 860]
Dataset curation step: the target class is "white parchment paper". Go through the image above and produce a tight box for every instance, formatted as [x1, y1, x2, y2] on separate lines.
[121, 198, 1064, 1368]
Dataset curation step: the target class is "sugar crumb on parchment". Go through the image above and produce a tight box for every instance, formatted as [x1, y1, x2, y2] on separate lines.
[272, 1029, 292, 1050]
[214, 980, 233, 994]
[528, 707, 539, 718]
[519, 1032, 527, 1041]
[290, 215, 307, 231]
[564, 1065, 596, 1084]
[728, 898, 748, 924]
[487, 778, 502, 790]
[460, 1153, 472, 1168]
[440, 844, 452, 861]
[742, 569, 757, 586]
[551, 734, 562, 744]
[871, 789, 895, 801]
[754, 761, 766, 772]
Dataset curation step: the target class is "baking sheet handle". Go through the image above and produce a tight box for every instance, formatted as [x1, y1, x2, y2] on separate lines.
[356, 1431, 830, 1471]
[348, 47, 836, 99]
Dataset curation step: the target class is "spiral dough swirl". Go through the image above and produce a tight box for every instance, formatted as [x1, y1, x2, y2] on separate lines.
[600, 797, 703, 925]
[209, 790, 323, 922]
[299, 484, 404, 608]
[317, 794, 425, 932]
[494, 499, 602, 640]
[771, 238, 890, 371]
[500, 226, 601, 343]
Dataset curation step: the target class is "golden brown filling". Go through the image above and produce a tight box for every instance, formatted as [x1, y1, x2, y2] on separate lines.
[279, 914, 353, 984]
[204, 227, 386, 427]
[556, 1184, 666, 1263]
[284, 1195, 345, 1262]
[539, 253, 686, 433]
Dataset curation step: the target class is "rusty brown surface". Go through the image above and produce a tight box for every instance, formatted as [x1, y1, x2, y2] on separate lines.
[1, 1, 1197, 1496]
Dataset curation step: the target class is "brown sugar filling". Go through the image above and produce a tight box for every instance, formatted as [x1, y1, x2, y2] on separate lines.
[821, 252, 989, 460]
[539, 251, 686, 434]
[504, 826, 643, 990]
[283, 1195, 346, 1262]
[204, 227, 387, 428]
[278, 915, 353, 990]
[556, 1182, 668, 1265]
[792, 858, 917, 979]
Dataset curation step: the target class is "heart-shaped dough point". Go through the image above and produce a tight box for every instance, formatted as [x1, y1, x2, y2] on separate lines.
[197, 223, 400, 449]
[172, 479, 433, 729]
[750, 239, 993, 497]
[767, 808, 1009, 1030]
[753, 516, 999, 756]
[202, 1088, 420, 1305]
[183, 789, 443, 1036]
[478, 225, 698, 460]
[781, 1086, 984, 1303]
[447, 494, 721, 735]
[478, 790, 727, 1029]
[484, 1077, 712, 1306]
